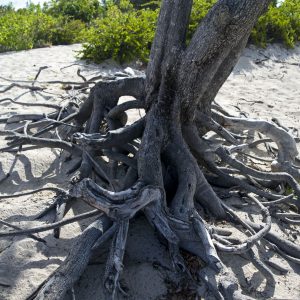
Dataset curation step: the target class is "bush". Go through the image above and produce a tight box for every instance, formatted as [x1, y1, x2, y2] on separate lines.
[251, 0, 300, 47]
[0, 5, 86, 52]
[0, 8, 56, 52]
[189, 0, 300, 48]
[45, 0, 104, 23]
[80, 0, 300, 63]
[80, 0, 158, 63]
[0, 3, 14, 15]
[51, 18, 86, 45]
[129, 0, 160, 9]
[0, 0, 299, 61]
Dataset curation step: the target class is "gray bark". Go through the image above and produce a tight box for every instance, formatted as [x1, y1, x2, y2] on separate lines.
[5, 1, 300, 300]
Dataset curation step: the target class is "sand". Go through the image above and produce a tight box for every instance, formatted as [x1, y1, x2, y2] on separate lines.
[0, 43, 299, 300]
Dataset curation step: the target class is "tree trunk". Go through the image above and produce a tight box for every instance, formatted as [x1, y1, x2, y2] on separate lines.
[2, 1, 300, 299]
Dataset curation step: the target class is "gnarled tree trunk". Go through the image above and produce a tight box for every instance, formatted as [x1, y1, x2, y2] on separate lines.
[2, 1, 300, 300]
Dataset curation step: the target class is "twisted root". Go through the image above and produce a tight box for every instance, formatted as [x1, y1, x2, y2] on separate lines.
[0, 74, 299, 300]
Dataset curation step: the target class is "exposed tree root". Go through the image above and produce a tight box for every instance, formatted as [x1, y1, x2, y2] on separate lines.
[1, 71, 299, 299]
[31, 217, 113, 300]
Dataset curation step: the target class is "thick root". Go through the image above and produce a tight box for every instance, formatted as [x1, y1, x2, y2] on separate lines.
[1, 70, 299, 300]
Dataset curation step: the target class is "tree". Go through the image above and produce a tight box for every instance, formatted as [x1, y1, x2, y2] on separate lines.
[1, 0, 300, 299]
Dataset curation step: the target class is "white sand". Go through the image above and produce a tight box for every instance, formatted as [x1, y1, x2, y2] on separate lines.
[0, 43, 299, 300]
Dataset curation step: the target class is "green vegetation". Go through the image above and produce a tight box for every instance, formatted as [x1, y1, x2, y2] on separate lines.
[0, 5, 56, 52]
[0, 0, 103, 52]
[188, 0, 217, 40]
[0, 0, 299, 63]
[80, 1, 158, 63]
[252, 0, 300, 47]
[44, 0, 104, 23]
[81, 0, 300, 63]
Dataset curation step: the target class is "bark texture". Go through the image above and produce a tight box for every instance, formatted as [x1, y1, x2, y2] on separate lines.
[1, 1, 300, 299]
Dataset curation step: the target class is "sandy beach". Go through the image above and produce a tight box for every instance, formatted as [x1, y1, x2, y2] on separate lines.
[0, 43, 299, 299]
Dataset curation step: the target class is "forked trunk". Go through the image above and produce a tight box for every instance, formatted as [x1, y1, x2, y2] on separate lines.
[3, 1, 300, 300]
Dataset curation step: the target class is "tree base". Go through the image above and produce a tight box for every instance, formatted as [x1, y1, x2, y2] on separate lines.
[0, 61, 300, 300]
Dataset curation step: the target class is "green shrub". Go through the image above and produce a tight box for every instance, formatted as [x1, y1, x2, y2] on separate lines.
[30, 12, 58, 48]
[188, 0, 217, 40]
[251, 0, 300, 48]
[80, 0, 300, 63]
[129, 0, 160, 9]
[0, 8, 57, 52]
[80, 0, 157, 63]
[0, 3, 14, 15]
[0, 5, 86, 52]
[51, 18, 86, 45]
[45, 0, 104, 23]
[0, 12, 31, 51]
[0, 0, 300, 61]
[79, 0, 221, 63]
[189, 0, 300, 48]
